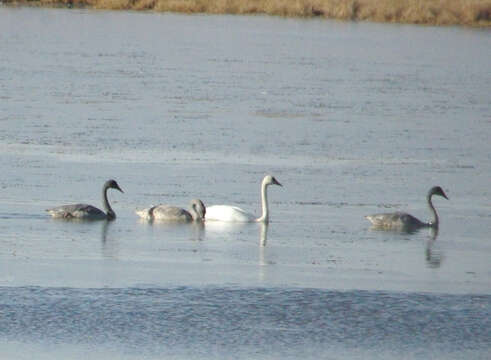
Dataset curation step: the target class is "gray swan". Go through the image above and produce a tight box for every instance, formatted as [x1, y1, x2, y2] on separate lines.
[136, 199, 206, 222]
[365, 186, 449, 231]
[46, 179, 123, 221]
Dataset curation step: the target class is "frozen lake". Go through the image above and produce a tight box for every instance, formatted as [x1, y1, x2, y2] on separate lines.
[0, 6, 490, 359]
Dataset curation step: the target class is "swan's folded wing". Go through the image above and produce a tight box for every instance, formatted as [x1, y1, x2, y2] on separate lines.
[150, 205, 192, 222]
[47, 203, 104, 219]
[366, 211, 424, 229]
[206, 205, 256, 222]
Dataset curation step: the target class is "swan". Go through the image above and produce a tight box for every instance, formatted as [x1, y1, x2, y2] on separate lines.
[46, 179, 124, 221]
[136, 199, 206, 222]
[365, 186, 449, 231]
[206, 175, 282, 223]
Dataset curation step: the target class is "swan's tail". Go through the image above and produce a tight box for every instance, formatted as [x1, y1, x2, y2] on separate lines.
[364, 215, 378, 225]
[135, 207, 152, 220]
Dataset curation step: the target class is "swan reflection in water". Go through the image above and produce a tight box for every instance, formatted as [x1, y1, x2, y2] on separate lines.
[137, 216, 205, 242]
[425, 227, 443, 268]
[203, 221, 269, 247]
[205, 221, 271, 280]
[100, 220, 120, 258]
[259, 222, 268, 247]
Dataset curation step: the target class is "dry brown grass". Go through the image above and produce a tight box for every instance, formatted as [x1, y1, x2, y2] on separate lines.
[4, 0, 491, 26]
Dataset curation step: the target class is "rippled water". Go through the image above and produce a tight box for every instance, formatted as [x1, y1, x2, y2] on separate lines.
[0, 6, 490, 359]
[1, 287, 490, 360]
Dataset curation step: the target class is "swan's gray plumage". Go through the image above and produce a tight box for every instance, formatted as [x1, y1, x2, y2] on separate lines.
[365, 212, 426, 229]
[150, 206, 194, 222]
[46, 179, 123, 221]
[365, 186, 448, 231]
[136, 199, 206, 222]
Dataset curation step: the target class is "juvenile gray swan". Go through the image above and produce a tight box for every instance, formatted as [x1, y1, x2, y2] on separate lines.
[46, 179, 124, 221]
[365, 186, 449, 231]
[136, 199, 206, 222]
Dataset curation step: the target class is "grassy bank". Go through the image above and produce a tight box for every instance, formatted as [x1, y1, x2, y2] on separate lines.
[4, 0, 491, 26]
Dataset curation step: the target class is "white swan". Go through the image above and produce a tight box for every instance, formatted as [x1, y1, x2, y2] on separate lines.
[136, 199, 206, 222]
[46, 179, 124, 221]
[365, 186, 449, 231]
[206, 175, 282, 223]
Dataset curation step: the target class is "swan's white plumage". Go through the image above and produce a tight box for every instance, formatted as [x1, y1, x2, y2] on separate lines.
[205, 205, 256, 223]
[205, 175, 282, 223]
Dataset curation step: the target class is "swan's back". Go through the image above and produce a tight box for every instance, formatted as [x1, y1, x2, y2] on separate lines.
[46, 204, 106, 220]
[206, 205, 256, 222]
[365, 212, 426, 230]
[137, 205, 193, 222]
[152, 205, 193, 222]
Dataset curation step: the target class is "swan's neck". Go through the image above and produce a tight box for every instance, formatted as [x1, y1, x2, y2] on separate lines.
[190, 208, 199, 221]
[427, 193, 438, 227]
[256, 181, 269, 223]
[190, 206, 202, 221]
[103, 186, 116, 220]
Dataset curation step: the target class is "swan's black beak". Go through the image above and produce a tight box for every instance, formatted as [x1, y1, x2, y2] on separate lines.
[273, 177, 282, 187]
[439, 188, 449, 200]
[115, 185, 124, 193]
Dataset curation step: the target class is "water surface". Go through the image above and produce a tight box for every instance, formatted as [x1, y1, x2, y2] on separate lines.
[1, 287, 490, 360]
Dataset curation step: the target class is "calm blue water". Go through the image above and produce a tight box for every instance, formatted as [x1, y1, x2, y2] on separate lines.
[0, 6, 490, 359]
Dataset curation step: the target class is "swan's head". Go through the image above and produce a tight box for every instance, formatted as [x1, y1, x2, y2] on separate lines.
[190, 199, 206, 221]
[429, 186, 448, 200]
[105, 179, 124, 193]
[263, 175, 282, 187]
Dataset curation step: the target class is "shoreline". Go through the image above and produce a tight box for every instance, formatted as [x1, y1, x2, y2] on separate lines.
[2, 0, 491, 27]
